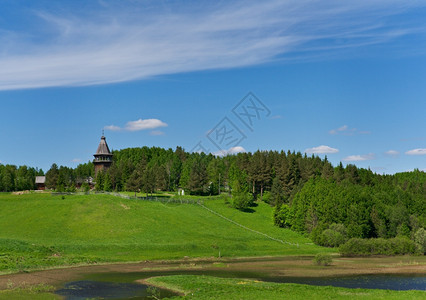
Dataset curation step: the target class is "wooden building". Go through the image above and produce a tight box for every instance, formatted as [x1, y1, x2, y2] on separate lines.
[35, 176, 46, 190]
[93, 135, 113, 176]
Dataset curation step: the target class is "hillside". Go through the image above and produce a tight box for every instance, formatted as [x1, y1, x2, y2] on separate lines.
[0, 193, 329, 273]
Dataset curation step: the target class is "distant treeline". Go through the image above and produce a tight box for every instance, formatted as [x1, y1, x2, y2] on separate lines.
[1, 146, 424, 253]
[0, 165, 43, 192]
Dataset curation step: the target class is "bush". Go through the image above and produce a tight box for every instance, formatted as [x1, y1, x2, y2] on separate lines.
[413, 228, 425, 254]
[313, 253, 332, 266]
[232, 191, 253, 211]
[261, 191, 271, 204]
[320, 229, 346, 247]
[273, 204, 293, 228]
[311, 223, 347, 248]
[339, 237, 419, 256]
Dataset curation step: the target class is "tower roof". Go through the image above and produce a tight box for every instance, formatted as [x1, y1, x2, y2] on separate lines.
[95, 136, 112, 156]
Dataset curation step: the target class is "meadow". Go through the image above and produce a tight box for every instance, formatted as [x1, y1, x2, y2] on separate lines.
[0, 192, 329, 273]
[146, 275, 426, 300]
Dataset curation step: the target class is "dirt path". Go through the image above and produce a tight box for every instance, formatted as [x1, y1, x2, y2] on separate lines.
[0, 256, 425, 290]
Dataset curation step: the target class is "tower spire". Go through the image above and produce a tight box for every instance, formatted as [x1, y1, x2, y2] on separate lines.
[93, 134, 113, 175]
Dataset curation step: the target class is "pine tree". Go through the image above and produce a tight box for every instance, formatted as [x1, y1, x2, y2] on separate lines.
[103, 173, 113, 192]
[270, 176, 284, 205]
[95, 171, 105, 191]
[45, 163, 59, 190]
[126, 170, 141, 196]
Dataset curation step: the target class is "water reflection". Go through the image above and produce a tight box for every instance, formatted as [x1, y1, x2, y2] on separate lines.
[267, 274, 426, 291]
[56, 280, 177, 300]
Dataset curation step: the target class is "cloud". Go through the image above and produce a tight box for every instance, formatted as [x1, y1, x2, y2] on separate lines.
[305, 145, 339, 154]
[405, 148, 426, 155]
[343, 153, 375, 161]
[385, 150, 399, 156]
[329, 125, 349, 135]
[0, 1, 425, 90]
[104, 125, 121, 131]
[71, 158, 82, 163]
[329, 125, 370, 135]
[150, 130, 165, 136]
[212, 146, 246, 157]
[104, 118, 167, 132]
[125, 119, 167, 131]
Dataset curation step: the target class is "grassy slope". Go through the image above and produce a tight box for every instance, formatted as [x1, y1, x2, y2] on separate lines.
[0, 193, 328, 272]
[147, 275, 426, 300]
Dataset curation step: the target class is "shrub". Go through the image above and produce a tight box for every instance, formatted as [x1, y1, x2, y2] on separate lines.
[413, 228, 425, 254]
[311, 223, 347, 247]
[261, 191, 271, 204]
[273, 204, 293, 228]
[313, 253, 332, 266]
[232, 191, 252, 211]
[320, 229, 346, 247]
[339, 237, 419, 256]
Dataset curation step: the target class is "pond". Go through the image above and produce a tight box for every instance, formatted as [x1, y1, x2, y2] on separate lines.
[56, 280, 177, 300]
[55, 268, 425, 299]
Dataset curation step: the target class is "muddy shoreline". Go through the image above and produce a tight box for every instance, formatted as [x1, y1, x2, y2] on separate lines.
[0, 255, 425, 290]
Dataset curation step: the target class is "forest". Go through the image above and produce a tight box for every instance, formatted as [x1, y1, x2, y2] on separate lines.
[1, 146, 424, 254]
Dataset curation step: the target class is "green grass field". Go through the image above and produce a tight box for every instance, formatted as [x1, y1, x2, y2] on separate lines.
[0, 192, 329, 273]
[147, 275, 426, 300]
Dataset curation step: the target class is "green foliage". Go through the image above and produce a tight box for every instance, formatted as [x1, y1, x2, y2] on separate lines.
[273, 204, 293, 228]
[125, 170, 141, 194]
[339, 237, 419, 256]
[413, 228, 425, 254]
[95, 171, 104, 191]
[260, 190, 271, 204]
[231, 179, 253, 210]
[314, 223, 347, 248]
[286, 176, 425, 246]
[270, 177, 283, 205]
[81, 181, 90, 192]
[103, 173, 113, 192]
[313, 253, 332, 266]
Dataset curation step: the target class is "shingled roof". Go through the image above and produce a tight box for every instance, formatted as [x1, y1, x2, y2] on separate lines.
[95, 136, 112, 156]
[35, 176, 46, 184]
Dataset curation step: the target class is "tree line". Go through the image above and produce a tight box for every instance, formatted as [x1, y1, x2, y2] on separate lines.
[1, 146, 424, 253]
[0, 165, 43, 192]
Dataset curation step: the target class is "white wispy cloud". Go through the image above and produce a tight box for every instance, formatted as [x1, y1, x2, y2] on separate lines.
[150, 130, 165, 136]
[343, 153, 375, 161]
[104, 118, 167, 132]
[212, 146, 246, 157]
[0, 1, 425, 90]
[329, 125, 370, 135]
[405, 148, 426, 155]
[71, 158, 82, 163]
[305, 145, 339, 154]
[104, 125, 121, 131]
[125, 119, 167, 131]
[385, 150, 400, 156]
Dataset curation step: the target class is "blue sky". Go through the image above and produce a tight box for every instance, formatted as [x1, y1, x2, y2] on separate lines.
[0, 0, 425, 174]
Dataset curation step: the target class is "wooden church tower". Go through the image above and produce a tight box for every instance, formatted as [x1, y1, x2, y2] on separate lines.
[93, 134, 113, 175]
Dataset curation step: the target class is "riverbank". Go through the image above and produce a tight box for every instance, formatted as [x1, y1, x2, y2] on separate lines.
[145, 275, 426, 300]
[1, 255, 424, 290]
